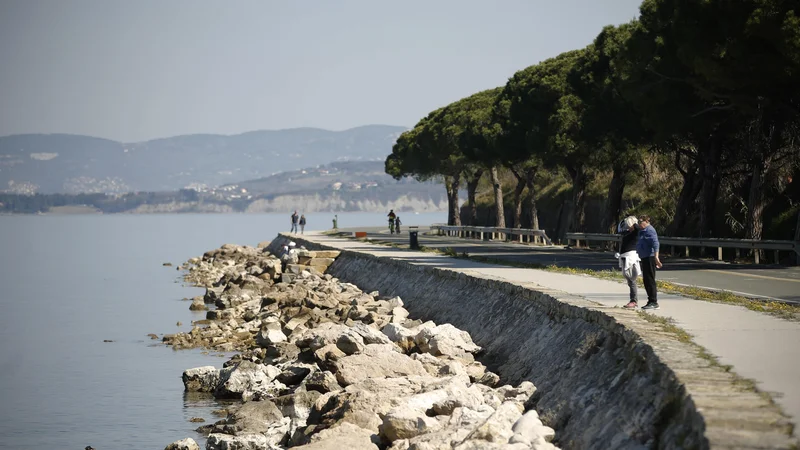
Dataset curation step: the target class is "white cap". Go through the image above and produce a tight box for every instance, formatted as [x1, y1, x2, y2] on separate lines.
[289, 241, 296, 247]
[617, 216, 638, 232]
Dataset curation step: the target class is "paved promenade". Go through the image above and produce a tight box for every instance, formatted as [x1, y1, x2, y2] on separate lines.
[301, 230, 800, 433]
[354, 226, 800, 303]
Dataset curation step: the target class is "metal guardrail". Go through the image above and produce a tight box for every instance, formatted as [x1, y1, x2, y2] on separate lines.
[565, 232, 800, 265]
[429, 224, 553, 246]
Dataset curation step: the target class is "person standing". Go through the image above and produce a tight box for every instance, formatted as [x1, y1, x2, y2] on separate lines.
[395, 216, 402, 234]
[299, 214, 307, 234]
[290, 211, 299, 233]
[636, 215, 663, 310]
[387, 209, 396, 234]
[617, 216, 641, 309]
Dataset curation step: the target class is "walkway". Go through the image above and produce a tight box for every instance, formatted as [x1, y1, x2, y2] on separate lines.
[304, 230, 800, 432]
[351, 226, 800, 303]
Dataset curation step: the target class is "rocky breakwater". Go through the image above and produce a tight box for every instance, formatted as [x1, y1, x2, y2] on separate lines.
[164, 243, 559, 450]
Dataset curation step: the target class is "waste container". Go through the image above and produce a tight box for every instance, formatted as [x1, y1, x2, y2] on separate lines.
[409, 230, 419, 250]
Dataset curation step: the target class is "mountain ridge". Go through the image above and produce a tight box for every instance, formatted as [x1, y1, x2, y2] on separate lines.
[0, 124, 407, 144]
[0, 125, 407, 194]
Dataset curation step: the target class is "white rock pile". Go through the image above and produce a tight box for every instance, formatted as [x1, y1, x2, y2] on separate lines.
[164, 243, 558, 450]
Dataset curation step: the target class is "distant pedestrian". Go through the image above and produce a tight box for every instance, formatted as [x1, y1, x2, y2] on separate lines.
[617, 216, 641, 309]
[637, 215, 662, 310]
[388, 209, 396, 234]
[290, 210, 299, 233]
[299, 214, 306, 234]
[395, 216, 402, 234]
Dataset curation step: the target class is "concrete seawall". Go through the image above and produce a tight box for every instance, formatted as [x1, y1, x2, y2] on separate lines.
[269, 233, 794, 449]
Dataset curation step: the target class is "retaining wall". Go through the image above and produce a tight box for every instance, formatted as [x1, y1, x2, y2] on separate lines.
[269, 234, 795, 449]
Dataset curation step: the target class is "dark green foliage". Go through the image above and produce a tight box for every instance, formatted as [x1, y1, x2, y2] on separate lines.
[387, 0, 800, 241]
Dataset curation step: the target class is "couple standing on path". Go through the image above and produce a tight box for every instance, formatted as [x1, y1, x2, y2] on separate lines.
[617, 215, 663, 310]
[290, 211, 307, 234]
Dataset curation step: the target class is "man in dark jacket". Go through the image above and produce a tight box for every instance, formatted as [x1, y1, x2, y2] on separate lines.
[636, 215, 663, 310]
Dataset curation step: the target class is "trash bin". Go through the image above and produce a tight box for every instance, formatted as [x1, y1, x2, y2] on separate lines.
[409, 230, 419, 250]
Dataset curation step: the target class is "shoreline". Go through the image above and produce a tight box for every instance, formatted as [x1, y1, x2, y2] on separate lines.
[163, 241, 556, 449]
[161, 232, 798, 449]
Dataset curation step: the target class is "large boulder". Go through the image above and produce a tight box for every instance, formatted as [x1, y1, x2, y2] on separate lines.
[381, 406, 441, 441]
[276, 365, 313, 385]
[206, 429, 287, 450]
[305, 370, 341, 394]
[256, 328, 287, 347]
[293, 422, 378, 449]
[295, 322, 351, 350]
[415, 324, 481, 358]
[182, 366, 219, 392]
[510, 410, 556, 446]
[336, 332, 365, 355]
[463, 401, 524, 444]
[164, 437, 200, 450]
[350, 322, 392, 345]
[215, 361, 281, 399]
[229, 400, 284, 433]
[189, 297, 206, 311]
[334, 348, 428, 386]
[274, 390, 322, 421]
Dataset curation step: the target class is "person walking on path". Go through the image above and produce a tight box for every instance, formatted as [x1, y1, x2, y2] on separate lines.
[395, 216, 402, 234]
[387, 210, 396, 234]
[299, 214, 307, 234]
[290, 211, 299, 233]
[636, 215, 663, 310]
[617, 216, 641, 309]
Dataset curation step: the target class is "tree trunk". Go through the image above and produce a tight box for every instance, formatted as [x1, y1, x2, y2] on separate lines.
[604, 164, 627, 233]
[566, 164, 587, 232]
[699, 138, 722, 237]
[745, 159, 767, 241]
[668, 154, 703, 236]
[489, 166, 506, 228]
[445, 174, 461, 226]
[669, 174, 702, 236]
[510, 170, 526, 228]
[465, 169, 483, 226]
[525, 172, 539, 230]
[746, 119, 782, 262]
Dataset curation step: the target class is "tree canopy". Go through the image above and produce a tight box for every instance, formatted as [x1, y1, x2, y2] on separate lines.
[386, 0, 800, 243]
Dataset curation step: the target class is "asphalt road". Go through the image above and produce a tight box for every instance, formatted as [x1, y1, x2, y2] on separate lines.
[338, 226, 800, 304]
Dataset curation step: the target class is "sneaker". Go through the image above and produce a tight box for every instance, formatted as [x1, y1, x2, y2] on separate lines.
[642, 302, 660, 310]
[623, 301, 638, 309]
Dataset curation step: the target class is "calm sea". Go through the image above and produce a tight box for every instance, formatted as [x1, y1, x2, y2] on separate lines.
[0, 212, 444, 450]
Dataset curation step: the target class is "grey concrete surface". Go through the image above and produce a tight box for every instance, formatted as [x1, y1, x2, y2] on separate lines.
[335, 226, 800, 303]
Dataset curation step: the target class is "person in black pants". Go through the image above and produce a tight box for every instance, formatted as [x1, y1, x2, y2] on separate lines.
[636, 215, 663, 310]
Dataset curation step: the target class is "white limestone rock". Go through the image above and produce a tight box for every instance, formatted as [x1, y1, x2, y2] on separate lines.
[164, 437, 200, 450]
[215, 361, 281, 399]
[181, 366, 219, 392]
[415, 324, 481, 358]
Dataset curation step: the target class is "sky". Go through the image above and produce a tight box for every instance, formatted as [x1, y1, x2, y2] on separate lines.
[0, 0, 642, 142]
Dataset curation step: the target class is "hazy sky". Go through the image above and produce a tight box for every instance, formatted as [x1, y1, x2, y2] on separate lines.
[0, 0, 641, 142]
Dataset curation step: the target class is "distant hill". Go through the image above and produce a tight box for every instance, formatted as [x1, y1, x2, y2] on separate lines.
[0, 160, 450, 214]
[0, 125, 406, 194]
[233, 160, 405, 195]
